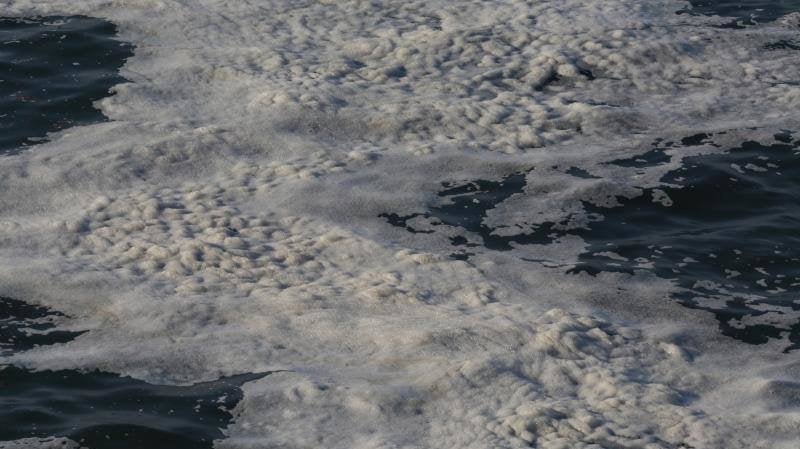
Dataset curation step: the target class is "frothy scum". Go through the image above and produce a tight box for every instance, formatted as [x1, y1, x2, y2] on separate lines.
[1, 1, 800, 448]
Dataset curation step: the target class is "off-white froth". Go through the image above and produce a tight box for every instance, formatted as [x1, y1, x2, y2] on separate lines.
[1, 1, 800, 448]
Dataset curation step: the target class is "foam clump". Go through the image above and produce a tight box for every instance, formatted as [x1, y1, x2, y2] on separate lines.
[0, 438, 79, 449]
[778, 12, 800, 27]
[52, 171, 477, 304]
[221, 308, 731, 449]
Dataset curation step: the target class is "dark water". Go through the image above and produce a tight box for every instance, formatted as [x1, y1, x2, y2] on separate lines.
[681, 0, 800, 24]
[0, 16, 132, 154]
[0, 297, 268, 448]
[576, 134, 800, 350]
[0, 297, 84, 354]
[383, 131, 800, 350]
[0, 367, 267, 448]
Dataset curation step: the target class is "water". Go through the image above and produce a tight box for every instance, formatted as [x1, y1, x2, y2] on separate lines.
[0, 366, 267, 448]
[383, 131, 800, 350]
[577, 134, 800, 350]
[381, 1, 800, 351]
[0, 16, 132, 154]
[0, 16, 262, 449]
[682, 0, 800, 24]
[0, 297, 268, 448]
[2, 1, 800, 447]
[0, 296, 83, 354]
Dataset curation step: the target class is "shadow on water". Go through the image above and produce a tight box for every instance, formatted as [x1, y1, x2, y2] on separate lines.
[382, 131, 800, 350]
[0, 16, 133, 154]
[0, 297, 271, 448]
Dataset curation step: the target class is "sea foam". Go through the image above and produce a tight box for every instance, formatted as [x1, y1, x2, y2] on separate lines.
[1, 0, 800, 448]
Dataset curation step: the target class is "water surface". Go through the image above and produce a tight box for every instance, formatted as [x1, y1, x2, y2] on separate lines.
[682, 0, 800, 24]
[383, 132, 800, 350]
[0, 16, 132, 154]
[0, 16, 266, 449]
[0, 297, 268, 449]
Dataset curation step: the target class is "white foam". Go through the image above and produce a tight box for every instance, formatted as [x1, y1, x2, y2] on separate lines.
[1, 0, 800, 448]
[0, 438, 79, 449]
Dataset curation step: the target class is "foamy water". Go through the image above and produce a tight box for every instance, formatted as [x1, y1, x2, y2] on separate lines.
[1, 1, 800, 448]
